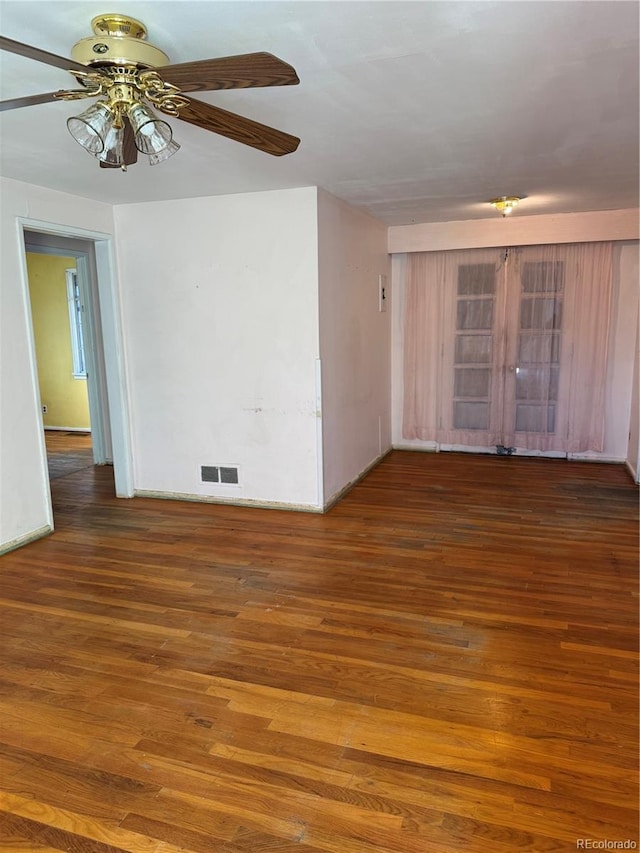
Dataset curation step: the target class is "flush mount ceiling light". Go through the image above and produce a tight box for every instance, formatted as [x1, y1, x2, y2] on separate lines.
[0, 13, 300, 171]
[489, 196, 522, 217]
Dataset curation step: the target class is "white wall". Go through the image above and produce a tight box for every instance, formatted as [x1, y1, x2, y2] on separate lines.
[391, 234, 639, 463]
[0, 177, 115, 552]
[317, 190, 391, 505]
[114, 187, 322, 509]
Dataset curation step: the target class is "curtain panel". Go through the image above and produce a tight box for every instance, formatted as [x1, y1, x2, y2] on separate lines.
[402, 242, 613, 453]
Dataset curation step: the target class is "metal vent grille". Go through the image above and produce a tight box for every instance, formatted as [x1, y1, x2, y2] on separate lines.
[201, 465, 240, 485]
[201, 466, 219, 483]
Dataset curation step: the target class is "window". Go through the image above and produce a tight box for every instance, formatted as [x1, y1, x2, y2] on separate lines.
[66, 269, 87, 378]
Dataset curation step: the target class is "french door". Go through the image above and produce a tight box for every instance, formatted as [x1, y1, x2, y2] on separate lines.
[403, 241, 612, 454]
[452, 248, 565, 451]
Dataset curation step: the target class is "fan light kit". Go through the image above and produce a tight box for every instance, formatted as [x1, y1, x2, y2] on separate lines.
[489, 196, 522, 217]
[0, 13, 301, 171]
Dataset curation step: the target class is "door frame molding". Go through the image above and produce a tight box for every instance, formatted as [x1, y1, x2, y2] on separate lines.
[18, 217, 134, 498]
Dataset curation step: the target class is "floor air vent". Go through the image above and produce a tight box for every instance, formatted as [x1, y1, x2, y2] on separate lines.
[201, 465, 239, 484]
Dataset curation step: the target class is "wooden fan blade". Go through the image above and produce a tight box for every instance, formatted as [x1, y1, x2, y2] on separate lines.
[0, 91, 70, 111]
[0, 35, 87, 73]
[175, 96, 299, 157]
[160, 52, 299, 93]
[100, 117, 138, 168]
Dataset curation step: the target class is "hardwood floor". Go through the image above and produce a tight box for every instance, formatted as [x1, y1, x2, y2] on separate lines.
[0, 451, 637, 852]
[45, 430, 93, 480]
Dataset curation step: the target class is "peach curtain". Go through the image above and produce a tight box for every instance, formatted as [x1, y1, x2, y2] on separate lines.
[402, 242, 613, 452]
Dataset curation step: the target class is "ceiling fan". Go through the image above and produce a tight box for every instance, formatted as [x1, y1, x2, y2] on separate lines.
[0, 13, 300, 170]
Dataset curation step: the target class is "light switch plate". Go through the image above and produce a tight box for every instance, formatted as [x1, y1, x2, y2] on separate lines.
[379, 274, 388, 313]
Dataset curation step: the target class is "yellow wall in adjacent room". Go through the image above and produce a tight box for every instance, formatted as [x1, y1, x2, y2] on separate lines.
[27, 253, 90, 430]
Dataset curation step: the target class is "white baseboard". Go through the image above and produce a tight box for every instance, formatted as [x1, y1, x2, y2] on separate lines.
[567, 454, 625, 464]
[392, 443, 438, 453]
[0, 524, 52, 555]
[44, 426, 91, 433]
[625, 459, 639, 483]
[134, 489, 324, 513]
[393, 443, 628, 465]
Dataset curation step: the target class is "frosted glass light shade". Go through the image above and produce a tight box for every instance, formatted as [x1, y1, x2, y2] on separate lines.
[128, 103, 173, 154]
[96, 124, 124, 165]
[148, 139, 180, 165]
[67, 102, 114, 155]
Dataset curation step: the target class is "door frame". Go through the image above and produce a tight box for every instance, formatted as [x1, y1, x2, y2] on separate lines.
[23, 241, 109, 464]
[18, 217, 134, 498]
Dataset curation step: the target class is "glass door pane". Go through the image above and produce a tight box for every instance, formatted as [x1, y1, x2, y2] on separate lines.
[511, 258, 564, 438]
[452, 264, 497, 431]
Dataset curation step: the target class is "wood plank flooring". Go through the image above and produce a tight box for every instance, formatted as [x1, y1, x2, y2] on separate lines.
[0, 451, 638, 852]
[45, 431, 93, 480]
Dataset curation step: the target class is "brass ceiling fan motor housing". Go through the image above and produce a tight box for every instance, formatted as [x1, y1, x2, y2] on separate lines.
[70, 14, 170, 69]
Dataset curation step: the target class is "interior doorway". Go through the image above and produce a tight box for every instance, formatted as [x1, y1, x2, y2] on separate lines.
[23, 230, 113, 474]
[24, 244, 98, 483]
[19, 221, 136, 532]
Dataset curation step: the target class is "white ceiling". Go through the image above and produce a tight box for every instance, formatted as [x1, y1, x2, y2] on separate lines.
[0, 0, 638, 225]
